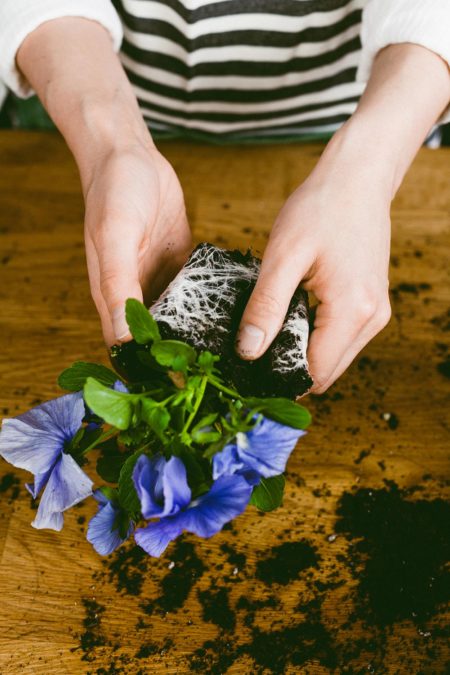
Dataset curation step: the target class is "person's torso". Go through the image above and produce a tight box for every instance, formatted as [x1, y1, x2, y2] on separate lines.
[114, 0, 367, 142]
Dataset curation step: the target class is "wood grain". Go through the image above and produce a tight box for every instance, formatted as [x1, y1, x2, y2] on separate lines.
[0, 131, 449, 674]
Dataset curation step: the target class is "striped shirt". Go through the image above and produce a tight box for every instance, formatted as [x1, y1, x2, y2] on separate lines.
[1, 0, 450, 140]
[114, 0, 364, 141]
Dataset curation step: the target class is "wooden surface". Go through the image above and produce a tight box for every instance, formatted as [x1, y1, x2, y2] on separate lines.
[0, 131, 449, 674]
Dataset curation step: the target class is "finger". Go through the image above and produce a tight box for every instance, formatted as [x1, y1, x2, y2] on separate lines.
[141, 215, 192, 305]
[235, 243, 314, 360]
[307, 290, 390, 393]
[93, 222, 144, 344]
[85, 232, 118, 346]
[310, 298, 391, 394]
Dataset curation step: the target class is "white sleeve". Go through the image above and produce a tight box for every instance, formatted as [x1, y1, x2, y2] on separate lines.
[357, 0, 450, 124]
[0, 0, 123, 98]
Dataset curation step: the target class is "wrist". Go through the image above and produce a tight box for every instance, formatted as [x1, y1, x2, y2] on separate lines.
[63, 92, 154, 190]
[308, 118, 398, 202]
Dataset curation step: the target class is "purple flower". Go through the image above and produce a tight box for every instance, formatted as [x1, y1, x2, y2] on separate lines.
[132, 454, 252, 557]
[212, 416, 305, 482]
[87, 490, 133, 555]
[113, 380, 128, 393]
[0, 392, 93, 530]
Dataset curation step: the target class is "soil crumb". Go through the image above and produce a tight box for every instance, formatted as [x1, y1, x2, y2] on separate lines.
[140, 540, 206, 614]
[255, 540, 319, 585]
[335, 481, 450, 625]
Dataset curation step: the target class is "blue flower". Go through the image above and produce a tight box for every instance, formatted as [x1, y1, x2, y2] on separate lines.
[212, 416, 306, 482]
[0, 392, 93, 530]
[113, 380, 128, 393]
[132, 454, 252, 557]
[87, 490, 133, 555]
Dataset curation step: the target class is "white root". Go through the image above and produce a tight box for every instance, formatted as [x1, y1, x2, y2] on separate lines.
[151, 243, 310, 376]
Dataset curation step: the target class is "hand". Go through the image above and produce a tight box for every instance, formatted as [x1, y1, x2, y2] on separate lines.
[236, 42, 450, 394]
[84, 143, 192, 345]
[15, 16, 192, 346]
[236, 124, 392, 394]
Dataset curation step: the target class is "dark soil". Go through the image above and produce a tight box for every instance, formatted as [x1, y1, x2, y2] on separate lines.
[140, 540, 206, 614]
[198, 586, 236, 631]
[437, 358, 450, 379]
[111, 243, 313, 399]
[0, 472, 21, 501]
[75, 478, 450, 674]
[335, 481, 450, 626]
[255, 540, 319, 585]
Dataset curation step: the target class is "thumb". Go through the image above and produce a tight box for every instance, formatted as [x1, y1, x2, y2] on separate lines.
[95, 228, 143, 344]
[235, 246, 313, 360]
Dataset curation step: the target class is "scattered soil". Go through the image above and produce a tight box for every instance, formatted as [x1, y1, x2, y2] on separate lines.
[437, 358, 450, 379]
[335, 481, 450, 626]
[0, 472, 21, 501]
[140, 540, 206, 615]
[255, 540, 319, 585]
[72, 479, 450, 673]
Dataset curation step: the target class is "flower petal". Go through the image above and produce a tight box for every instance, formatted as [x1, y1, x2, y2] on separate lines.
[87, 501, 128, 556]
[25, 464, 54, 499]
[161, 456, 191, 516]
[31, 453, 93, 530]
[132, 454, 161, 518]
[238, 417, 306, 478]
[180, 475, 252, 538]
[212, 443, 245, 480]
[0, 392, 85, 475]
[113, 381, 129, 393]
[92, 488, 110, 506]
[133, 454, 191, 519]
[135, 519, 184, 557]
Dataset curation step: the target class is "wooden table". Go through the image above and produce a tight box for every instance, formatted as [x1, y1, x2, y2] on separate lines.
[0, 131, 449, 674]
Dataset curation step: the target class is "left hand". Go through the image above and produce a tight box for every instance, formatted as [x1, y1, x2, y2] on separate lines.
[235, 43, 450, 395]
[235, 123, 392, 394]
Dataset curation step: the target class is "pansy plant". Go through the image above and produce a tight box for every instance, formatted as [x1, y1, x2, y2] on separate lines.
[0, 299, 311, 557]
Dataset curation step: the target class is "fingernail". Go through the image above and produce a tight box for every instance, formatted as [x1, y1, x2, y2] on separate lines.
[112, 308, 130, 342]
[236, 324, 265, 358]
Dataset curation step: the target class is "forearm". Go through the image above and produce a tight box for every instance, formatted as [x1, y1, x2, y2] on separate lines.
[16, 17, 152, 188]
[314, 44, 450, 198]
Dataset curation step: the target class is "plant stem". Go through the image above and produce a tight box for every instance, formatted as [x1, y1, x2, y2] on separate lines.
[181, 375, 208, 435]
[207, 377, 241, 399]
[81, 427, 118, 455]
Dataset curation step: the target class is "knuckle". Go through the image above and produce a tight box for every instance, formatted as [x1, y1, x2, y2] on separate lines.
[99, 268, 120, 302]
[312, 378, 330, 395]
[249, 287, 282, 319]
[351, 287, 379, 323]
[373, 298, 392, 330]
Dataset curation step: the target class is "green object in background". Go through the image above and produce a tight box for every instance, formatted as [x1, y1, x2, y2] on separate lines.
[0, 94, 54, 130]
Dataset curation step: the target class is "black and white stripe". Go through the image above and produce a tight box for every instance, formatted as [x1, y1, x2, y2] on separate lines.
[114, 0, 366, 140]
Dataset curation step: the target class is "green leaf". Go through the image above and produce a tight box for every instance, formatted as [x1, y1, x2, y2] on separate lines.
[249, 475, 285, 512]
[192, 430, 222, 444]
[99, 486, 118, 502]
[70, 427, 85, 448]
[125, 298, 161, 344]
[140, 399, 170, 437]
[58, 361, 118, 391]
[84, 378, 136, 430]
[118, 451, 143, 518]
[151, 340, 196, 371]
[245, 397, 311, 430]
[75, 426, 104, 454]
[176, 448, 209, 498]
[113, 509, 133, 539]
[191, 413, 218, 433]
[191, 413, 220, 444]
[96, 450, 128, 483]
[197, 351, 220, 374]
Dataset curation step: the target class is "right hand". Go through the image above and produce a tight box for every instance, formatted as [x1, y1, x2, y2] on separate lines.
[83, 142, 192, 346]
